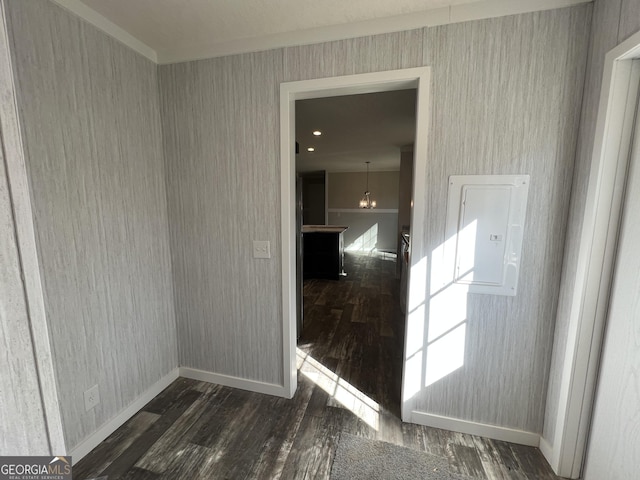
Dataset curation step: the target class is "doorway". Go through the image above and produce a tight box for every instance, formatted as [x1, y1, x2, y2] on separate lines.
[294, 89, 417, 418]
[279, 67, 432, 424]
[295, 89, 416, 322]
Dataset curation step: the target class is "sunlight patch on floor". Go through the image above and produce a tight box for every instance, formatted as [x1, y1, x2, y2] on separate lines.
[297, 349, 380, 430]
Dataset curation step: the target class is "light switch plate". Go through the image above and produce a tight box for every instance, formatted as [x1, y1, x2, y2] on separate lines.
[253, 240, 271, 259]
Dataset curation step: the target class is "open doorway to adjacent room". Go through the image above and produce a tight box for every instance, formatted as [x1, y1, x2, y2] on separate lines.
[293, 86, 417, 423]
[280, 67, 431, 427]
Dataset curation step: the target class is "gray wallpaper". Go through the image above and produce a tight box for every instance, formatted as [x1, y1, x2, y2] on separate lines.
[3, 0, 601, 452]
[283, 29, 424, 81]
[619, 0, 640, 43]
[160, 5, 590, 434]
[159, 52, 284, 383]
[0, 123, 50, 455]
[543, 0, 640, 444]
[6, 0, 178, 450]
[0, 0, 65, 454]
[412, 6, 590, 432]
[158, 27, 426, 386]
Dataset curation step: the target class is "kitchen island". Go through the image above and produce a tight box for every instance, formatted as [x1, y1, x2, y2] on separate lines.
[302, 225, 348, 280]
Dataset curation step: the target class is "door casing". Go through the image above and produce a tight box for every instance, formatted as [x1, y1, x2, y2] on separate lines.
[279, 67, 432, 426]
[540, 30, 640, 478]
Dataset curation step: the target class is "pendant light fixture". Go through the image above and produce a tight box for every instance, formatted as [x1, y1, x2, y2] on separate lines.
[359, 161, 376, 209]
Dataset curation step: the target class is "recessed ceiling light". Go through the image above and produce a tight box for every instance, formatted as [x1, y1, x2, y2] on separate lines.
[307, 147, 315, 152]
[312, 130, 322, 136]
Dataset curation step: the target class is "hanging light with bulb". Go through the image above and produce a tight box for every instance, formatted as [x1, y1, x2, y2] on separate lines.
[359, 161, 377, 209]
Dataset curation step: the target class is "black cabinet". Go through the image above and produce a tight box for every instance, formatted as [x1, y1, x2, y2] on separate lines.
[302, 227, 346, 280]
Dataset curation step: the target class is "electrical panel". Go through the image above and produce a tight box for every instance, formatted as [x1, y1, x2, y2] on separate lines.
[444, 175, 529, 296]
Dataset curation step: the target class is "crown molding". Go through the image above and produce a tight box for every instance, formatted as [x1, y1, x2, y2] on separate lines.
[157, 0, 591, 64]
[50, 0, 590, 65]
[50, 0, 157, 62]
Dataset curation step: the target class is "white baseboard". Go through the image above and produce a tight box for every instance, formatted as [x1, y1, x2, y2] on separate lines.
[539, 436, 559, 472]
[69, 367, 285, 465]
[70, 368, 179, 464]
[410, 410, 540, 447]
[179, 367, 287, 397]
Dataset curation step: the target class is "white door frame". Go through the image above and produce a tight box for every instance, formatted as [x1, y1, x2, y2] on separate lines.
[279, 67, 431, 414]
[543, 30, 640, 478]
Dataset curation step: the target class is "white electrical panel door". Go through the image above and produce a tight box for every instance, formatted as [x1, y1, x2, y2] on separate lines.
[445, 175, 529, 296]
[455, 185, 511, 285]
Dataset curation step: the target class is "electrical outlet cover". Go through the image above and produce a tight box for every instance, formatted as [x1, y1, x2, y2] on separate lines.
[84, 384, 100, 411]
[253, 240, 271, 259]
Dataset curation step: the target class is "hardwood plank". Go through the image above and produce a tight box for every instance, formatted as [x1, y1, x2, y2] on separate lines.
[98, 389, 200, 479]
[157, 443, 215, 479]
[510, 443, 558, 479]
[71, 411, 159, 480]
[120, 467, 160, 480]
[401, 424, 448, 458]
[135, 385, 231, 473]
[471, 437, 519, 480]
[376, 408, 404, 446]
[142, 378, 202, 415]
[188, 388, 260, 448]
[247, 378, 316, 479]
[447, 443, 488, 479]
[279, 411, 342, 480]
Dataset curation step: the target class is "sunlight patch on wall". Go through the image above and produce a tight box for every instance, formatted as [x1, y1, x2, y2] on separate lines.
[346, 223, 378, 252]
[421, 222, 476, 386]
[408, 255, 428, 312]
[454, 219, 478, 283]
[428, 282, 470, 343]
[424, 225, 477, 387]
[402, 221, 477, 399]
[425, 322, 467, 387]
[403, 255, 428, 400]
[404, 303, 426, 400]
[297, 349, 379, 429]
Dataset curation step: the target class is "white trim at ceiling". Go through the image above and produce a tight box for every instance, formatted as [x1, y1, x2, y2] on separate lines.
[51, 0, 591, 65]
[158, 0, 591, 64]
[50, 0, 157, 62]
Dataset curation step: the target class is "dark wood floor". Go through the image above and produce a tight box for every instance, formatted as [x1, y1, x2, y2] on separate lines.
[73, 252, 561, 480]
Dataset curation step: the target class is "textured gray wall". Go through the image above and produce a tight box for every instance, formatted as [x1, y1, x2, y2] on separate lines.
[6, 0, 177, 450]
[0, 0, 65, 454]
[160, 5, 590, 433]
[543, 0, 640, 444]
[0, 121, 51, 455]
[159, 52, 284, 383]
[1, 0, 596, 451]
[412, 6, 589, 432]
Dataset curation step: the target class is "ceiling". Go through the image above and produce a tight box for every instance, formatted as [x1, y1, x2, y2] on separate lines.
[295, 89, 417, 173]
[53, 0, 590, 63]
